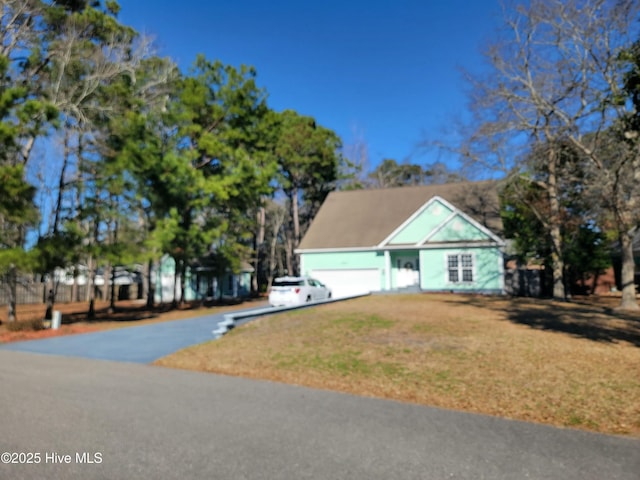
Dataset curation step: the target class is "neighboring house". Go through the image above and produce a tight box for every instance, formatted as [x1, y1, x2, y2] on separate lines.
[52, 264, 143, 301]
[296, 181, 505, 298]
[54, 265, 140, 287]
[153, 254, 253, 303]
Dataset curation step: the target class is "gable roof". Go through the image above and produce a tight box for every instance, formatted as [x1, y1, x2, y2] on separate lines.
[297, 180, 503, 250]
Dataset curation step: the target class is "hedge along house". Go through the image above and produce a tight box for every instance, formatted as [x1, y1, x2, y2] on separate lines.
[296, 181, 506, 298]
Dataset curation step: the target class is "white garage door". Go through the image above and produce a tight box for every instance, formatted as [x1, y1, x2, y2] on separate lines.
[310, 269, 381, 298]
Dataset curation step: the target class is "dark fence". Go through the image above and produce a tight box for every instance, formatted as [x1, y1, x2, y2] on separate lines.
[0, 283, 142, 305]
[504, 268, 542, 297]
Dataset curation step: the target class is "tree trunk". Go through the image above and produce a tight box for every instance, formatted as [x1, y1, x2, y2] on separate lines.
[71, 275, 78, 302]
[285, 236, 294, 277]
[268, 226, 279, 286]
[618, 230, 639, 310]
[44, 284, 54, 320]
[547, 149, 565, 300]
[267, 204, 285, 283]
[292, 187, 300, 246]
[101, 262, 109, 304]
[6, 264, 17, 322]
[550, 225, 565, 300]
[53, 128, 71, 234]
[172, 259, 179, 308]
[252, 206, 266, 294]
[87, 254, 95, 319]
[290, 188, 300, 275]
[590, 270, 600, 296]
[20, 136, 36, 166]
[108, 264, 116, 313]
[179, 260, 186, 305]
[146, 259, 154, 308]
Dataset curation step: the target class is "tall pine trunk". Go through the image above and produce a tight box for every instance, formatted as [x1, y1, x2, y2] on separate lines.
[289, 188, 300, 275]
[87, 255, 96, 320]
[252, 206, 266, 294]
[109, 264, 116, 313]
[146, 259, 154, 308]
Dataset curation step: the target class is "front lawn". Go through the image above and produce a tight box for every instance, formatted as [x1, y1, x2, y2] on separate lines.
[155, 293, 640, 436]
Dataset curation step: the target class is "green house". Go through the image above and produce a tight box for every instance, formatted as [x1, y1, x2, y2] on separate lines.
[153, 254, 253, 303]
[296, 181, 505, 297]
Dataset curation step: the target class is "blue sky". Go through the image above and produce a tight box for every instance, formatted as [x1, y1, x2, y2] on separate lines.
[118, 0, 503, 172]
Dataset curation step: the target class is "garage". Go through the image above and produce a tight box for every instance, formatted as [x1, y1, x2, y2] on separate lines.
[309, 269, 381, 298]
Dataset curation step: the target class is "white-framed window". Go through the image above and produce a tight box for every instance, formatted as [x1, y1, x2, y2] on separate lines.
[447, 253, 474, 283]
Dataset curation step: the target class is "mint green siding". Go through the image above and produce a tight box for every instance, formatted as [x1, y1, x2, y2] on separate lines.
[420, 247, 503, 292]
[299, 196, 505, 295]
[427, 214, 490, 243]
[389, 200, 452, 245]
[154, 255, 252, 302]
[301, 251, 387, 289]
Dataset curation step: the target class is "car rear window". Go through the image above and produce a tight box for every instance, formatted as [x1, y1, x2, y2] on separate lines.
[273, 279, 305, 287]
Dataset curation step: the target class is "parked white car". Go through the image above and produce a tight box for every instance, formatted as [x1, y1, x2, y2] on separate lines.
[268, 276, 332, 307]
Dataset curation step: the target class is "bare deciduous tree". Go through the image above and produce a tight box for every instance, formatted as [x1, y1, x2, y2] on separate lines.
[461, 0, 640, 307]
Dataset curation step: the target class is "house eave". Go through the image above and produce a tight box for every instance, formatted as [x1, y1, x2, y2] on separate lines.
[296, 241, 505, 255]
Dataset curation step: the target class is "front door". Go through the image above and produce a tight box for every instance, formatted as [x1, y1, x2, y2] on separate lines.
[395, 257, 419, 288]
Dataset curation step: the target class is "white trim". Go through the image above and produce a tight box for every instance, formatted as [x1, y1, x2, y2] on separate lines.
[418, 241, 501, 249]
[420, 197, 505, 246]
[454, 209, 505, 245]
[384, 250, 391, 290]
[445, 252, 476, 285]
[374, 195, 504, 249]
[297, 242, 502, 255]
[419, 210, 458, 244]
[296, 246, 379, 254]
[377, 196, 449, 248]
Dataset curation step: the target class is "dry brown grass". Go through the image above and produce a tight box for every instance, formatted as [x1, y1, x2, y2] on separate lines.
[155, 293, 640, 436]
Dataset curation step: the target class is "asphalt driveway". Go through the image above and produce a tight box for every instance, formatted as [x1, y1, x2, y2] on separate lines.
[0, 306, 264, 363]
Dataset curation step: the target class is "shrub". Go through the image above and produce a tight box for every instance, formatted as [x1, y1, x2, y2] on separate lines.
[5, 318, 47, 332]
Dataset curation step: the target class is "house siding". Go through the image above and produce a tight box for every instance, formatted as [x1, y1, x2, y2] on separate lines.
[420, 246, 503, 292]
[388, 199, 452, 245]
[301, 251, 387, 290]
[427, 214, 491, 243]
[154, 255, 251, 302]
[300, 247, 504, 294]
[298, 194, 505, 297]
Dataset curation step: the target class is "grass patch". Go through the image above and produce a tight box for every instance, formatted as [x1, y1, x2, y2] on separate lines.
[155, 293, 640, 436]
[331, 314, 395, 333]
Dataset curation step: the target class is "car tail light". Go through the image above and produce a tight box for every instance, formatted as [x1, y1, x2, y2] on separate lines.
[295, 288, 300, 294]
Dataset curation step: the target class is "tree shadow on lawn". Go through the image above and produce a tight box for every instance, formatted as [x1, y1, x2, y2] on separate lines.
[441, 294, 640, 348]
